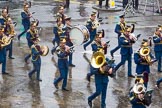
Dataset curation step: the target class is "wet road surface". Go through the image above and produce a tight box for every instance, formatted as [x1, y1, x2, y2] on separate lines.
[0, 0, 162, 108]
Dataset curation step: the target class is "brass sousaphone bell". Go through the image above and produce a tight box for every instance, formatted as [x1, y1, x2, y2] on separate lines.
[133, 83, 146, 94]
[91, 51, 106, 68]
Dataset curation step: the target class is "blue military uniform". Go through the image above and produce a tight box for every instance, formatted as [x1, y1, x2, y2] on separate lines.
[18, 9, 31, 40]
[28, 44, 42, 81]
[153, 32, 162, 72]
[25, 28, 38, 62]
[52, 23, 65, 46]
[86, 36, 108, 82]
[64, 21, 75, 67]
[0, 33, 7, 74]
[129, 91, 146, 108]
[114, 34, 135, 77]
[4, 23, 14, 59]
[134, 50, 153, 88]
[83, 15, 97, 50]
[88, 63, 114, 108]
[110, 15, 126, 57]
[53, 43, 70, 90]
[0, 15, 7, 25]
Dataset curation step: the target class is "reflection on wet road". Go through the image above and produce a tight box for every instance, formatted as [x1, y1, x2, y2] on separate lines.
[0, 0, 162, 108]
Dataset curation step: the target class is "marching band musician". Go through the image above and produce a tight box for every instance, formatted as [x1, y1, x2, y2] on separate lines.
[18, 3, 31, 40]
[114, 26, 135, 78]
[86, 31, 108, 82]
[25, 21, 39, 63]
[129, 78, 153, 108]
[152, 27, 162, 72]
[134, 39, 156, 88]
[0, 25, 8, 74]
[4, 16, 16, 59]
[56, 5, 65, 25]
[110, 14, 126, 58]
[83, 12, 98, 50]
[52, 17, 65, 47]
[28, 38, 44, 81]
[0, 8, 8, 26]
[64, 16, 75, 67]
[88, 59, 115, 108]
[53, 38, 70, 91]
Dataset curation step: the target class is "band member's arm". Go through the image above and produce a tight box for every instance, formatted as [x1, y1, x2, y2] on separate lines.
[53, 26, 59, 36]
[119, 36, 129, 45]
[31, 46, 43, 56]
[115, 24, 122, 35]
[153, 36, 161, 43]
[134, 52, 143, 64]
[26, 32, 34, 43]
[91, 43, 98, 52]
[57, 50, 69, 58]
[21, 12, 30, 19]
[86, 21, 93, 32]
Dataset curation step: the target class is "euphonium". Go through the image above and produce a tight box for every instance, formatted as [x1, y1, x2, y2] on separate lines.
[91, 51, 106, 68]
[139, 47, 152, 64]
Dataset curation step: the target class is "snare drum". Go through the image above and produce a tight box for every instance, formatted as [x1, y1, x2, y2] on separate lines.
[70, 25, 89, 45]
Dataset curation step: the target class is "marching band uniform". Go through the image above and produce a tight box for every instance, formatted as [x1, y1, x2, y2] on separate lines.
[86, 31, 107, 82]
[56, 5, 65, 25]
[129, 83, 147, 108]
[64, 16, 75, 67]
[28, 40, 43, 81]
[18, 4, 31, 40]
[114, 26, 135, 78]
[52, 17, 65, 47]
[25, 22, 38, 63]
[53, 39, 70, 91]
[134, 39, 155, 88]
[4, 17, 15, 59]
[0, 26, 7, 74]
[110, 14, 126, 58]
[88, 62, 114, 108]
[153, 27, 162, 72]
[0, 8, 8, 26]
[83, 12, 97, 50]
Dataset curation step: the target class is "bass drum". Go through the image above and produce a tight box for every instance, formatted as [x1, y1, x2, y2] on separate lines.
[70, 25, 89, 45]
